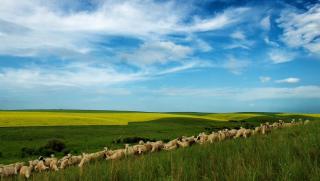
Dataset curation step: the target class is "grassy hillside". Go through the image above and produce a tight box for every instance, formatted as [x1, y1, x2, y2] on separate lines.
[3, 120, 319, 181]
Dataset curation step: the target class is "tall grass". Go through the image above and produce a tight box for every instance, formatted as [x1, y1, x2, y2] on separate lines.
[4, 122, 319, 181]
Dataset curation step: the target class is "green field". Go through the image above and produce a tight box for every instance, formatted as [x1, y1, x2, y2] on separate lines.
[0, 111, 319, 180]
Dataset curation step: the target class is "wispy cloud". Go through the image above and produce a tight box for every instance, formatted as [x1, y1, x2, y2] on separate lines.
[120, 40, 192, 66]
[226, 30, 254, 50]
[264, 37, 279, 47]
[260, 15, 271, 30]
[231, 31, 246, 41]
[223, 57, 250, 75]
[0, 63, 144, 88]
[0, 60, 212, 89]
[275, 77, 300, 84]
[259, 76, 271, 83]
[0, 0, 251, 58]
[277, 4, 320, 54]
[268, 49, 296, 64]
[154, 86, 320, 101]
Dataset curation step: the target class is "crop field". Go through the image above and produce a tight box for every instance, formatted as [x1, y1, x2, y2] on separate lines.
[0, 110, 319, 127]
[0, 111, 268, 127]
[0, 111, 319, 180]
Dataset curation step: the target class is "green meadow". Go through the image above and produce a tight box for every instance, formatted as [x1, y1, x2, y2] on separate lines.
[0, 111, 319, 180]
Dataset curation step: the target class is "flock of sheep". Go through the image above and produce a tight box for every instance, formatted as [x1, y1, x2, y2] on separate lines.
[0, 119, 310, 179]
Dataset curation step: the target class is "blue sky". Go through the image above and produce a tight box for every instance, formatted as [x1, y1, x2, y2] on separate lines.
[0, 0, 319, 112]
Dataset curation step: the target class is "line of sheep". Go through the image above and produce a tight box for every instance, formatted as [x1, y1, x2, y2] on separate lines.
[0, 119, 310, 179]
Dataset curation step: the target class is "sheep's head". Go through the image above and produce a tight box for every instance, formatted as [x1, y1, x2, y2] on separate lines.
[138, 140, 144, 145]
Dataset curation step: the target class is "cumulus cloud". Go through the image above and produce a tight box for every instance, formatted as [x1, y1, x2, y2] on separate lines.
[268, 49, 296, 64]
[277, 4, 320, 54]
[275, 77, 300, 84]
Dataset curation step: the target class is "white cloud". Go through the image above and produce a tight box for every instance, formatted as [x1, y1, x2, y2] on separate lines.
[0, 60, 208, 89]
[231, 31, 246, 41]
[154, 86, 320, 101]
[0, 63, 143, 88]
[0, 0, 251, 58]
[259, 76, 271, 83]
[264, 37, 279, 47]
[188, 7, 250, 32]
[268, 49, 296, 64]
[225, 44, 251, 50]
[277, 4, 320, 54]
[260, 16, 270, 30]
[120, 41, 192, 65]
[275, 77, 300, 84]
[195, 39, 213, 52]
[223, 57, 250, 74]
[238, 86, 319, 100]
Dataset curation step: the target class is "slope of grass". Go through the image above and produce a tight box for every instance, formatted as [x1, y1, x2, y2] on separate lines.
[3, 121, 319, 181]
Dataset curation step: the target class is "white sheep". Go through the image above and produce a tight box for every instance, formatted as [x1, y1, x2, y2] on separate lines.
[226, 129, 238, 138]
[43, 155, 59, 171]
[207, 132, 219, 143]
[59, 154, 82, 169]
[163, 139, 178, 151]
[104, 148, 126, 160]
[196, 132, 208, 144]
[78, 150, 105, 168]
[136, 142, 153, 154]
[150, 141, 164, 152]
[19, 161, 33, 179]
[34, 160, 48, 172]
[0, 162, 24, 177]
[124, 144, 139, 156]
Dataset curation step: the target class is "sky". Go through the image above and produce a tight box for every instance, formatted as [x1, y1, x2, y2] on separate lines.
[0, 0, 319, 112]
